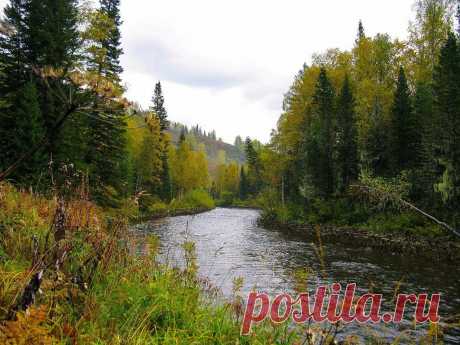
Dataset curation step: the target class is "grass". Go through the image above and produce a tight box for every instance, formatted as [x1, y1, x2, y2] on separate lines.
[260, 196, 448, 238]
[0, 183, 295, 344]
[0, 182, 448, 344]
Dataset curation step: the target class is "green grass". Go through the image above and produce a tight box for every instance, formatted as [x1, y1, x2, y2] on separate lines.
[0, 183, 446, 344]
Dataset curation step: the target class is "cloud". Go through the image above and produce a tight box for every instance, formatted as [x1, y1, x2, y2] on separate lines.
[0, 0, 416, 143]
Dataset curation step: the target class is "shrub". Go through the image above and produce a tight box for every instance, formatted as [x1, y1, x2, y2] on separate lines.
[170, 189, 215, 211]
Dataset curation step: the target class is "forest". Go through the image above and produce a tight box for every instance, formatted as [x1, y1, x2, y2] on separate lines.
[0, 0, 459, 344]
[248, 0, 460, 236]
[0, 0, 254, 218]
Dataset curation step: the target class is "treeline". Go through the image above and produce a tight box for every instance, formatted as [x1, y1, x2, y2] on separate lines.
[254, 0, 460, 229]
[0, 0, 133, 206]
[0, 0, 247, 212]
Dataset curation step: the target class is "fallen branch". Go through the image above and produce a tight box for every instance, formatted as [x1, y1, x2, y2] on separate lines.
[352, 184, 460, 238]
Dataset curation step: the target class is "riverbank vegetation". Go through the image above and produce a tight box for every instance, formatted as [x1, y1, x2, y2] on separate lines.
[0, 182, 304, 344]
[241, 0, 460, 239]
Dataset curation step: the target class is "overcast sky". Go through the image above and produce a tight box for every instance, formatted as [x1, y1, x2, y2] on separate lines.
[1, 0, 415, 143]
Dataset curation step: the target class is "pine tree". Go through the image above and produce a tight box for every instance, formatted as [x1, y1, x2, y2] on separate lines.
[0, 0, 28, 95]
[151, 82, 169, 131]
[336, 75, 358, 192]
[239, 166, 249, 200]
[12, 81, 47, 182]
[24, 0, 80, 165]
[363, 97, 392, 176]
[310, 68, 336, 197]
[0, 0, 29, 171]
[149, 81, 171, 200]
[245, 138, 262, 195]
[391, 67, 415, 172]
[84, 1, 128, 203]
[356, 20, 365, 44]
[24, 0, 79, 68]
[432, 32, 460, 221]
[414, 82, 437, 203]
[100, 0, 123, 82]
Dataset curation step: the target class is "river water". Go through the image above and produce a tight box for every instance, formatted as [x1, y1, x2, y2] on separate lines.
[133, 208, 460, 344]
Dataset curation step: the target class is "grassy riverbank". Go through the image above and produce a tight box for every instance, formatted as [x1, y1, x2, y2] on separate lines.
[0, 183, 447, 344]
[117, 189, 216, 223]
[0, 183, 295, 344]
[258, 196, 460, 261]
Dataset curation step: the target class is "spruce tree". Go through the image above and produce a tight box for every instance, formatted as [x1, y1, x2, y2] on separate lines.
[150, 81, 171, 200]
[310, 68, 336, 197]
[432, 32, 460, 221]
[363, 97, 392, 176]
[84, 0, 128, 203]
[239, 166, 249, 200]
[356, 20, 365, 44]
[414, 82, 437, 203]
[245, 138, 262, 195]
[24, 0, 79, 69]
[391, 67, 415, 172]
[0, 0, 29, 171]
[151, 82, 169, 131]
[336, 75, 358, 192]
[12, 81, 47, 182]
[0, 0, 28, 95]
[100, 0, 123, 82]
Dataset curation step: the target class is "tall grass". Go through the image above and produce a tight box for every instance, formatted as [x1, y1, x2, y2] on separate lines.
[0, 183, 296, 344]
[0, 182, 448, 344]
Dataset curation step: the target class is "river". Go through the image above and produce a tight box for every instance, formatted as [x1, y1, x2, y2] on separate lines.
[133, 208, 460, 344]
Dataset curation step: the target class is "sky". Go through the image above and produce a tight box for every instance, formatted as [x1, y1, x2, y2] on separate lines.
[0, 0, 416, 144]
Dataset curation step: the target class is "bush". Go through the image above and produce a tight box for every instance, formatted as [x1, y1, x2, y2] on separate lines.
[170, 189, 215, 212]
[217, 192, 235, 206]
[147, 201, 169, 218]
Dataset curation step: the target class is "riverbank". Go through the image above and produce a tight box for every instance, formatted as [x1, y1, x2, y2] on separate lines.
[261, 218, 460, 262]
[0, 183, 303, 344]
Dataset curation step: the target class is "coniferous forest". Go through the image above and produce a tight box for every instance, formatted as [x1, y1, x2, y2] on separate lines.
[1, 0, 460, 344]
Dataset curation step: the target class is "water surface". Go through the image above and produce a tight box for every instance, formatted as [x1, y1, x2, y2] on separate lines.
[133, 208, 460, 343]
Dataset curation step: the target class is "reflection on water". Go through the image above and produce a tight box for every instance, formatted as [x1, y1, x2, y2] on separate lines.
[133, 208, 460, 344]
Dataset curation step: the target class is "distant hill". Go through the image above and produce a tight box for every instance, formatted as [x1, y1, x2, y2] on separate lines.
[168, 123, 246, 166]
[126, 113, 246, 173]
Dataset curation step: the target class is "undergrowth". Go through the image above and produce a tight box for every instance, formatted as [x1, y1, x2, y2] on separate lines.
[0, 182, 292, 344]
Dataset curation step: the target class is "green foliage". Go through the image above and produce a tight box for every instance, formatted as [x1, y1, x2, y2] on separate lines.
[336, 75, 359, 191]
[0, 184, 308, 344]
[170, 189, 215, 212]
[391, 67, 416, 172]
[151, 82, 169, 131]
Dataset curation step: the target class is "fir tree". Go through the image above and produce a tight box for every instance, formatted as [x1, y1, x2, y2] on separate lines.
[100, 0, 123, 82]
[239, 166, 249, 200]
[24, 0, 79, 69]
[336, 75, 358, 191]
[310, 68, 336, 197]
[84, 0, 128, 203]
[245, 138, 262, 195]
[391, 67, 415, 172]
[432, 32, 460, 221]
[363, 97, 392, 176]
[12, 81, 47, 182]
[0, 0, 28, 95]
[414, 82, 437, 203]
[151, 82, 169, 131]
[356, 20, 365, 43]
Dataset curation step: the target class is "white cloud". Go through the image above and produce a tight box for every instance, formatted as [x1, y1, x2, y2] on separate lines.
[0, 0, 415, 143]
[120, 0, 415, 143]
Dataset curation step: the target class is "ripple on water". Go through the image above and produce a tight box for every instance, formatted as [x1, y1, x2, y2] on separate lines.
[136, 208, 460, 345]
